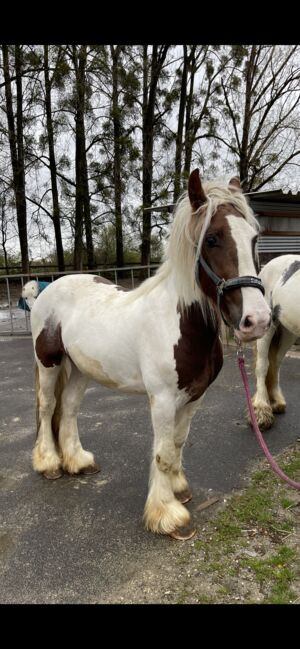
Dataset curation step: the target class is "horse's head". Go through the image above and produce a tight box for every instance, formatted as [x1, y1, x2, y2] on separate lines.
[188, 169, 271, 342]
[22, 280, 39, 299]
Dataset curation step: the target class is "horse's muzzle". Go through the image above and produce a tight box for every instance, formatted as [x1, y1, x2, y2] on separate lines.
[234, 313, 271, 342]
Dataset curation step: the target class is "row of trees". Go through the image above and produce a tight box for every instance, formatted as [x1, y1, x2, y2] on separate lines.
[1, 44, 300, 274]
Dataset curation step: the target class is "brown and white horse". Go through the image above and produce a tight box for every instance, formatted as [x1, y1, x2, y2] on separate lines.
[251, 254, 300, 430]
[30, 169, 271, 539]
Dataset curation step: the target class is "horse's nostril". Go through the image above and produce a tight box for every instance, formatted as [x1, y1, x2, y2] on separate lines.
[244, 316, 252, 328]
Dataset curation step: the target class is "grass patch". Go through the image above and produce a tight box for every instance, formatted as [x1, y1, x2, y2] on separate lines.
[282, 456, 300, 478]
[241, 546, 296, 582]
[192, 445, 300, 604]
[280, 497, 295, 509]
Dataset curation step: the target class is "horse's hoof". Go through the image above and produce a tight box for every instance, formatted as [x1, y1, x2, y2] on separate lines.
[80, 463, 101, 475]
[169, 524, 196, 541]
[43, 468, 63, 480]
[247, 406, 274, 430]
[271, 403, 286, 414]
[174, 488, 192, 504]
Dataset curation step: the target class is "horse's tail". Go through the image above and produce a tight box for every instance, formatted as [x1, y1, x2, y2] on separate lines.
[35, 358, 69, 443]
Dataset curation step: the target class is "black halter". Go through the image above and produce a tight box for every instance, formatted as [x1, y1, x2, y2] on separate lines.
[196, 254, 265, 326]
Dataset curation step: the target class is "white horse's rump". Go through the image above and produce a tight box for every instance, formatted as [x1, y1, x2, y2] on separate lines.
[251, 254, 300, 429]
[30, 170, 270, 538]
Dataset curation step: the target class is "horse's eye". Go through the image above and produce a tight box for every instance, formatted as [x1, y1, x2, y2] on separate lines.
[206, 235, 217, 248]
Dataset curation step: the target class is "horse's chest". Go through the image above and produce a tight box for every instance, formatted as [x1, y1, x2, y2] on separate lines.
[174, 304, 223, 402]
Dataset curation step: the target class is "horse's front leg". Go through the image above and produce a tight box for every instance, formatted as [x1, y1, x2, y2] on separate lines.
[144, 391, 196, 540]
[170, 401, 201, 504]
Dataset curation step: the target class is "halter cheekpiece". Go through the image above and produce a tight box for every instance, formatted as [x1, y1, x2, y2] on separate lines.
[195, 254, 265, 325]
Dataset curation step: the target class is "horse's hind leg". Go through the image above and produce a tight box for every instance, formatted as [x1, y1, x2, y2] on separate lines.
[33, 362, 63, 479]
[251, 322, 297, 429]
[144, 391, 195, 539]
[58, 361, 99, 475]
[250, 323, 277, 429]
[266, 324, 297, 414]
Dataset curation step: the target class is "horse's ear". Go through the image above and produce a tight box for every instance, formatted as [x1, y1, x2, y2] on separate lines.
[188, 168, 207, 210]
[229, 176, 241, 191]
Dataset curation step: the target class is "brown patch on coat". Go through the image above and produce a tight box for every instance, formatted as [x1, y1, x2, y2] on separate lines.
[174, 302, 223, 402]
[93, 275, 114, 285]
[93, 275, 129, 292]
[116, 285, 130, 292]
[35, 319, 65, 368]
[281, 260, 300, 286]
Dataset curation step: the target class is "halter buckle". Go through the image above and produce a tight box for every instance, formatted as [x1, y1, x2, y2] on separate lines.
[216, 279, 226, 296]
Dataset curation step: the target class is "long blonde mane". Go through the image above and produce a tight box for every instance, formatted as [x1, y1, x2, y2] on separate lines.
[126, 180, 258, 311]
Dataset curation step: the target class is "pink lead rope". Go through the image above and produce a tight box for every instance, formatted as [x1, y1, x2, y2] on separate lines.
[237, 344, 300, 491]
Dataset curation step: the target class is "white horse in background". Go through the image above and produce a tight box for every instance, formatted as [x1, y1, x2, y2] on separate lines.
[251, 254, 300, 429]
[21, 280, 39, 310]
[19, 280, 50, 311]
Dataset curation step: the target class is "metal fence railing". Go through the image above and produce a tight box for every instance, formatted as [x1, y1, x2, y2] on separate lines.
[0, 265, 159, 336]
[258, 236, 300, 253]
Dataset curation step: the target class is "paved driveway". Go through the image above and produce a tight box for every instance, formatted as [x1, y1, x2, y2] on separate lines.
[0, 337, 299, 603]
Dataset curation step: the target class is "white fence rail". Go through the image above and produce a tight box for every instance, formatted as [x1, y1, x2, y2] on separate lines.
[0, 265, 159, 336]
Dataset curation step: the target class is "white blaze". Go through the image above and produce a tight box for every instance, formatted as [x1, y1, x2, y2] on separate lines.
[226, 215, 271, 338]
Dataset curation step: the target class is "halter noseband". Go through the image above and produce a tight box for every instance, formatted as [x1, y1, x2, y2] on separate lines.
[196, 254, 265, 326]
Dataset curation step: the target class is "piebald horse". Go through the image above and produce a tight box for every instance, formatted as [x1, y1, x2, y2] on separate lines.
[251, 254, 300, 430]
[30, 170, 271, 539]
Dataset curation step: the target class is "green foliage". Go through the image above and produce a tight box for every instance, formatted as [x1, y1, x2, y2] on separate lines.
[0, 252, 22, 274]
[206, 59, 214, 78]
[230, 45, 249, 66]
[24, 48, 42, 68]
[58, 155, 71, 170]
[230, 75, 241, 90]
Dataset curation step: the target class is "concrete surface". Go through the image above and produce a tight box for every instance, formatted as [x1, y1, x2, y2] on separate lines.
[0, 337, 300, 603]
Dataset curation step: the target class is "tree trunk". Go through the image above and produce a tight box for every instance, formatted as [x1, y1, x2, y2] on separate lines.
[111, 45, 124, 268]
[44, 45, 65, 271]
[82, 151, 94, 269]
[2, 45, 29, 273]
[73, 45, 94, 270]
[141, 46, 152, 269]
[239, 46, 257, 191]
[1, 197, 9, 274]
[173, 45, 188, 202]
[183, 47, 197, 179]
[141, 45, 169, 269]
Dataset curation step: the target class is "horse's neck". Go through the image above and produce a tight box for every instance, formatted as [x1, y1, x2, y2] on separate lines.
[145, 266, 220, 334]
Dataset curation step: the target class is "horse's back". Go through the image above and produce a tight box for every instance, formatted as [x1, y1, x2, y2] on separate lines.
[272, 257, 300, 335]
[30, 274, 119, 335]
[259, 254, 300, 303]
[259, 255, 300, 336]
